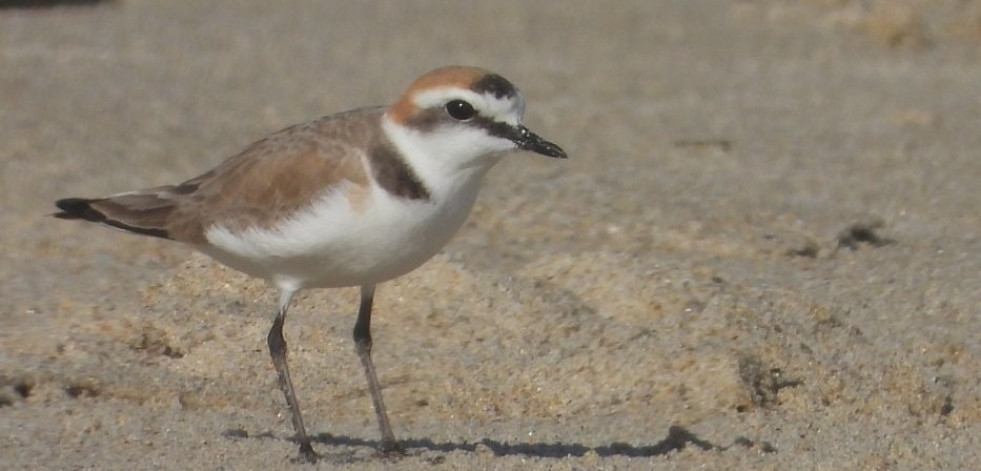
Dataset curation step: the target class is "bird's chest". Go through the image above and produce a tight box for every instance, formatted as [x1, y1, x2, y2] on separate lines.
[344, 182, 479, 268]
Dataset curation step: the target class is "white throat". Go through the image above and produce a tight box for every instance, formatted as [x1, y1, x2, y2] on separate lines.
[381, 115, 505, 200]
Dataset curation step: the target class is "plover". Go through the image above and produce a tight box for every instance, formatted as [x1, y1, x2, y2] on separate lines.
[54, 66, 566, 461]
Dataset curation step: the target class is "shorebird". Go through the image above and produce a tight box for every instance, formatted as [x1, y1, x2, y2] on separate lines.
[54, 66, 566, 461]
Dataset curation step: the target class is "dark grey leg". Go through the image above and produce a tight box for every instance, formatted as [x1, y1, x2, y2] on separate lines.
[266, 290, 318, 462]
[353, 284, 401, 454]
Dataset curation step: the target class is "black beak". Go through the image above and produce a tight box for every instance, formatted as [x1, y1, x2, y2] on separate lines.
[511, 125, 567, 159]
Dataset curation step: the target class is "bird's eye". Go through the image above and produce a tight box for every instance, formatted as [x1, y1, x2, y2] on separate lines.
[445, 100, 476, 121]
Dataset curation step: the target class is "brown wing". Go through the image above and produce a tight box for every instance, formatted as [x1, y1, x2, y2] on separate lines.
[54, 107, 382, 244]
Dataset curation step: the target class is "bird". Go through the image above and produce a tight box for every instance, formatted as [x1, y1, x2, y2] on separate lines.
[53, 65, 567, 462]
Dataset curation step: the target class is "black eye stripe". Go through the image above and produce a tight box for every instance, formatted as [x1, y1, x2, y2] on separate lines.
[402, 105, 515, 141]
[472, 116, 515, 140]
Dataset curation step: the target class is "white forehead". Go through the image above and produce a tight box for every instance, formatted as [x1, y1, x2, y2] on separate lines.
[412, 87, 526, 125]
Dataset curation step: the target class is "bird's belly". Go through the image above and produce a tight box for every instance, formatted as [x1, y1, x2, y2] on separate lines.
[202, 186, 476, 290]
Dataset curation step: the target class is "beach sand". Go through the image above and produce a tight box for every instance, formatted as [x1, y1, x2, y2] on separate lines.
[1, 1, 978, 469]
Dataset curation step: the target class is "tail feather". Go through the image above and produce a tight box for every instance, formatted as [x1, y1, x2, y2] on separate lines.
[54, 194, 175, 240]
[54, 197, 106, 221]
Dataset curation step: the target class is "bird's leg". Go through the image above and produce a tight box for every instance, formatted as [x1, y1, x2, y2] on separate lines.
[267, 290, 318, 462]
[353, 284, 402, 454]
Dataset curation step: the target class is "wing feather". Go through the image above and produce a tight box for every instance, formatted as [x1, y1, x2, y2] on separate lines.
[55, 107, 383, 244]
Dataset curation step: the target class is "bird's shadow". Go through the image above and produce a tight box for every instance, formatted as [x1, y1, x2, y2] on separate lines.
[224, 425, 770, 461]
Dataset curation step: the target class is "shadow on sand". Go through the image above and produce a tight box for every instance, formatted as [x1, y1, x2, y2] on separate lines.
[224, 424, 770, 461]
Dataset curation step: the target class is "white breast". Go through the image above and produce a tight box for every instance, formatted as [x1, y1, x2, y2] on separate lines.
[202, 174, 483, 292]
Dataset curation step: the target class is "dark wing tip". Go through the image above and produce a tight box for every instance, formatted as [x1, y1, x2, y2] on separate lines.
[53, 198, 105, 221]
[53, 197, 172, 239]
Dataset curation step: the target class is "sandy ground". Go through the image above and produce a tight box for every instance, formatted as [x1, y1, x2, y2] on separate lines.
[1, 0, 978, 469]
